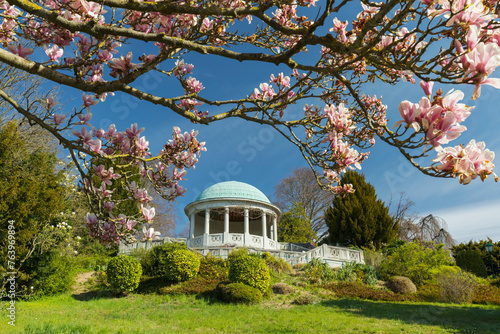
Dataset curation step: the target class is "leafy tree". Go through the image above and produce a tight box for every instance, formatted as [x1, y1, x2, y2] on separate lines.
[455, 250, 488, 278]
[398, 214, 456, 249]
[380, 241, 454, 286]
[274, 167, 333, 241]
[452, 239, 500, 278]
[0, 121, 68, 296]
[324, 171, 397, 248]
[277, 203, 316, 243]
[0, 1, 498, 243]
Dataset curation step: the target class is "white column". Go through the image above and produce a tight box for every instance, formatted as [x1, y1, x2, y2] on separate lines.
[261, 211, 267, 248]
[224, 206, 230, 245]
[273, 215, 278, 243]
[204, 208, 210, 234]
[244, 208, 249, 245]
[190, 213, 195, 239]
[244, 208, 249, 234]
[224, 207, 230, 233]
[204, 208, 210, 246]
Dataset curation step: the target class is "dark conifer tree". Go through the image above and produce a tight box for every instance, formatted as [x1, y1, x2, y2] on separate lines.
[324, 170, 397, 249]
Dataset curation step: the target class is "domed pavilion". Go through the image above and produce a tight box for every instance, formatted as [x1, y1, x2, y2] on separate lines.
[184, 181, 281, 250]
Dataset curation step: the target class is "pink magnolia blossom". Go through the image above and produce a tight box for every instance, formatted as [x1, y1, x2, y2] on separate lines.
[461, 42, 500, 100]
[82, 93, 98, 111]
[8, 44, 33, 58]
[72, 127, 93, 145]
[44, 45, 64, 62]
[84, 213, 98, 226]
[126, 123, 145, 139]
[185, 76, 204, 94]
[420, 80, 434, 96]
[46, 95, 58, 109]
[53, 113, 66, 126]
[433, 140, 498, 185]
[78, 112, 92, 124]
[109, 51, 139, 78]
[126, 220, 137, 231]
[141, 205, 156, 221]
[143, 226, 160, 241]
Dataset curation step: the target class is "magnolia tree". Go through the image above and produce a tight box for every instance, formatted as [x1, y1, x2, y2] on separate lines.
[0, 0, 498, 244]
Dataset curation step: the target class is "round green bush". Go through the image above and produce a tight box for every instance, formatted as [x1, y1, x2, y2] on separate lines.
[164, 249, 200, 283]
[293, 292, 318, 305]
[106, 255, 142, 293]
[386, 276, 417, 295]
[455, 250, 488, 278]
[198, 253, 228, 280]
[229, 255, 270, 293]
[218, 282, 263, 304]
[271, 282, 294, 295]
[141, 242, 187, 277]
[265, 255, 293, 274]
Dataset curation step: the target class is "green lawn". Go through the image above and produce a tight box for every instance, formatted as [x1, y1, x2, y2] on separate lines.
[1, 293, 499, 334]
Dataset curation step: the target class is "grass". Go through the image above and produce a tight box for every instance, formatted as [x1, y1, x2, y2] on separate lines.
[1, 292, 499, 334]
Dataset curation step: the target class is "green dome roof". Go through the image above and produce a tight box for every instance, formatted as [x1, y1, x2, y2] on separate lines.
[195, 181, 270, 203]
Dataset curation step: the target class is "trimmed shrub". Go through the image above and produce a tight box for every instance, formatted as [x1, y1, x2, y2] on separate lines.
[198, 253, 228, 280]
[293, 292, 318, 305]
[324, 281, 415, 302]
[24, 249, 76, 297]
[428, 265, 461, 280]
[264, 255, 292, 274]
[386, 276, 417, 294]
[140, 242, 187, 277]
[271, 282, 294, 294]
[304, 258, 335, 283]
[435, 271, 477, 304]
[472, 284, 500, 306]
[106, 255, 142, 293]
[218, 282, 263, 304]
[229, 255, 270, 293]
[416, 282, 441, 302]
[160, 275, 219, 296]
[228, 247, 249, 263]
[455, 250, 488, 278]
[163, 249, 200, 283]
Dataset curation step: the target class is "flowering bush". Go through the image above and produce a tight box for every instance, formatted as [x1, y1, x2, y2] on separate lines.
[106, 255, 142, 293]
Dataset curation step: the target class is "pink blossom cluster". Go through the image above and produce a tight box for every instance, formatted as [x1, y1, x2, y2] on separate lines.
[79, 124, 204, 244]
[395, 82, 472, 148]
[250, 72, 297, 117]
[433, 140, 498, 185]
[425, 0, 500, 100]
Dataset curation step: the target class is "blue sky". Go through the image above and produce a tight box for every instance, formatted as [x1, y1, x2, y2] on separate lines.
[76, 61, 500, 244]
[52, 3, 500, 245]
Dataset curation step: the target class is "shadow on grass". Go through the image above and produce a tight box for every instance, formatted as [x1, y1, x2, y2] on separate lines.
[136, 276, 170, 294]
[321, 298, 500, 333]
[71, 290, 115, 301]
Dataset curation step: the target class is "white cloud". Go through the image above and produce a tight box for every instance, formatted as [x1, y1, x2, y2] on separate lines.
[434, 200, 500, 243]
